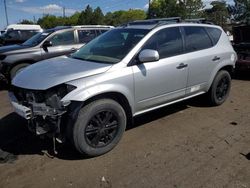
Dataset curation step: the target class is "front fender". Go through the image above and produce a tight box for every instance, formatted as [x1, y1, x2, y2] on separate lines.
[62, 67, 135, 114]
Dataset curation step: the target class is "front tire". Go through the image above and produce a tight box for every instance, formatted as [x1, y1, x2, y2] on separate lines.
[208, 70, 231, 106]
[72, 99, 126, 157]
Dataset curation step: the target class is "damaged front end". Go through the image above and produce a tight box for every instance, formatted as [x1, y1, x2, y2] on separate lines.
[9, 84, 78, 141]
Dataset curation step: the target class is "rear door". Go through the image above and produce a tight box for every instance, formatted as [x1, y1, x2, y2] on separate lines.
[182, 26, 220, 96]
[41, 29, 78, 59]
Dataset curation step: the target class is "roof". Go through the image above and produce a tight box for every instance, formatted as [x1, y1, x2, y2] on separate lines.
[119, 17, 215, 30]
[6, 24, 42, 31]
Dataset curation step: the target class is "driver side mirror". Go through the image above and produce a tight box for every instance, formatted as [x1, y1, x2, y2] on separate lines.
[43, 40, 52, 48]
[138, 49, 159, 63]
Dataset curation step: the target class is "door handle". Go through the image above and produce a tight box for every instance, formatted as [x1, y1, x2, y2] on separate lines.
[212, 56, 220, 61]
[176, 63, 188, 69]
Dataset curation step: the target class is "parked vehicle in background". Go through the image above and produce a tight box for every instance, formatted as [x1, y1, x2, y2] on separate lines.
[0, 25, 113, 83]
[0, 24, 43, 46]
[9, 18, 236, 157]
[232, 24, 250, 73]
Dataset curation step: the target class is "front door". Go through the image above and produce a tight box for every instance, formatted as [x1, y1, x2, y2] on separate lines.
[133, 27, 188, 113]
[41, 30, 78, 60]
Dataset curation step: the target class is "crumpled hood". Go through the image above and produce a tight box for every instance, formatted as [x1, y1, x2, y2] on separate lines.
[12, 56, 112, 90]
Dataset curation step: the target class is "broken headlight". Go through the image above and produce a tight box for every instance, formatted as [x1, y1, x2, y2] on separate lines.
[45, 84, 77, 109]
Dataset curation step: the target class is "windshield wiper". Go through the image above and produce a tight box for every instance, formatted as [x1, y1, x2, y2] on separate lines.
[70, 56, 86, 61]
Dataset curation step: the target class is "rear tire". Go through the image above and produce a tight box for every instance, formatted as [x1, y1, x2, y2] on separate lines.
[208, 70, 231, 106]
[72, 99, 126, 157]
[10, 63, 30, 80]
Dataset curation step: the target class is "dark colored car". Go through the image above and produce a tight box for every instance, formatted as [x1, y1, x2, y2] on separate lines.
[0, 29, 42, 46]
[0, 25, 113, 84]
[232, 25, 250, 72]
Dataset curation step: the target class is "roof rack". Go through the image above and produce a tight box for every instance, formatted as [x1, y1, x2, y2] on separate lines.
[120, 17, 215, 30]
[184, 18, 214, 25]
[54, 26, 72, 30]
[53, 25, 114, 30]
[72, 25, 114, 28]
[124, 17, 181, 27]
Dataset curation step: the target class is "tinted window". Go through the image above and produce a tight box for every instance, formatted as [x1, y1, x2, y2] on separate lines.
[206, 27, 222, 45]
[6, 30, 20, 40]
[184, 26, 213, 52]
[19, 30, 39, 40]
[100, 30, 108, 34]
[78, 30, 96, 43]
[50, 31, 75, 46]
[23, 32, 52, 46]
[143, 27, 183, 58]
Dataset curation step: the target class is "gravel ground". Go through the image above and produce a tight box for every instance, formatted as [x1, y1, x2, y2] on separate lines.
[0, 78, 250, 188]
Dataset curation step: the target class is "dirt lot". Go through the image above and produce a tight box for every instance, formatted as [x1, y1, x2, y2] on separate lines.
[0, 78, 250, 188]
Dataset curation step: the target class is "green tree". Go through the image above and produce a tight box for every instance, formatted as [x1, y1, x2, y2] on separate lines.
[104, 9, 146, 26]
[204, 1, 229, 28]
[92, 7, 104, 24]
[78, 5, 94, 25]
[185, 0, 204, 18]
[37, 15, 65, 29]
[149, 0, 186, 18]
[65, 12, 81, 25]
[228, 0, 250, 22]
[18, 19, 34, 24]
[149, 0, 204, 19]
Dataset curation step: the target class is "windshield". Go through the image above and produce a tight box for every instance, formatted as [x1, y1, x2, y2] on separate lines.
[71, 28, 149, 64]
[23, 31, 52, 46]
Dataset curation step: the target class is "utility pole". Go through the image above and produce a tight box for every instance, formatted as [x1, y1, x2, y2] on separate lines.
[148, 0, 151, 19]
[4, 0, 9, 26]
[63, 6, 65, 18]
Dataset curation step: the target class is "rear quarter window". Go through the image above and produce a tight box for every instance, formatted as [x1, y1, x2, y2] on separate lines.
[206, 27, 222, 45]
[183, 26, 213, 53]
[78, 30, 97, 43]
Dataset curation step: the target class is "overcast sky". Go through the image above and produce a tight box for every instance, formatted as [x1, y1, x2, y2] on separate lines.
[0, 0, 235, 30]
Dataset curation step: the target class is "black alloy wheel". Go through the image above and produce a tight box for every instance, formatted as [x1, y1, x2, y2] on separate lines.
[84, 110, 119, 148]
[72, 99, 126, 157]
[215, 75, 230, 102]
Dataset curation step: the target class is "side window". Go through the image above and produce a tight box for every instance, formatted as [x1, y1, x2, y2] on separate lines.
[50, 31, 75, 46]
[19, 30, 38, 40]
[100, 30, 108, 34]
[78, 30, 96, 43]
[6, 30, 20, 40]
[206, 27, 222, 45]
[184, 26, 213, 52]
[143, 27, 183, 59]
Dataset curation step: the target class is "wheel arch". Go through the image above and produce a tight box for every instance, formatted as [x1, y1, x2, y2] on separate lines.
[207, 64, 234, 91]
[8, 59, 35, 80]
[66, 91, 134, 130]
[81, 92, 133, 128]
[10, 59, 35, 68]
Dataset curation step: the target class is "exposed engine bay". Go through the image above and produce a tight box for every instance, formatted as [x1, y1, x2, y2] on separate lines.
[8, 84, 79, 153]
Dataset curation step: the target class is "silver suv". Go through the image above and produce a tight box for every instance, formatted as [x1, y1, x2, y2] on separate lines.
[9, 18, 237, 156]
[0, 25, 113, 82]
